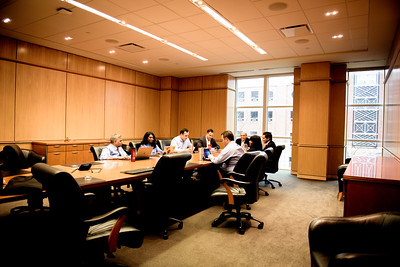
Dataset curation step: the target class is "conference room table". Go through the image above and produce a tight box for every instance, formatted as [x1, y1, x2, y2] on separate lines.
[1, 152, 217, 203]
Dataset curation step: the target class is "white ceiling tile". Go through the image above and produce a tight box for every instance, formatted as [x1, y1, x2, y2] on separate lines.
[204, 26, 233, 38]
[179, 30, 215, 42]
[235, 18, 274, 33]
[310, 18, 349, 34]
[134, 5, 181, 24]
[186, 13, 221, 29]
[347, 0, 369, 17]
[349, 15, 368, 29]
[248, 29, 282, 43]
[108, 0, 159, 12]
[267, 11, 309, 29]
[298, 0, 345, 10]
[162, 0, 203, 17]
[158, 18, 199, 34]
[206, 0, 264, 23]
[320, 38, 354, 53]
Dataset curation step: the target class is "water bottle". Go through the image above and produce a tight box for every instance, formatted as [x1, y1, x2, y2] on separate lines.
[131, 148, 136, 162]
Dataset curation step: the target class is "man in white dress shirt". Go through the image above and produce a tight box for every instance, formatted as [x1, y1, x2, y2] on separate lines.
[100, 133, 130, 160]
[171, 128, 192, 153]
[208, 130, 244, 172]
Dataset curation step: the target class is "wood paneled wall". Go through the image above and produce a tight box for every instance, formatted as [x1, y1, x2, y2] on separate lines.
[294, 62, 346, 180]
[177, 74, 235, 139]
[0, 35, 234, 145]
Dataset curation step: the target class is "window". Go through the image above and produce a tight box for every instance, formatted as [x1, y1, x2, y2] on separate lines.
[251, 111, 258, 122]
[237, 111, 244, 121]
[238, 91, 245, 102]
[268, 111, 273, 122]
[346, 70, 384, 157]
[235, 75, 293, 170]
[251, 91, 259, 102]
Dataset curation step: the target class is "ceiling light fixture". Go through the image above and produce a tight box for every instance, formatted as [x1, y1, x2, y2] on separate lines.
[2, 18, 11, 23]
[61, 0, 208, 61]
[325, 10, 338, 16]
[142, 60, 149, 64]
[332, 34, 343, 39]
[188, 0, 267, 55]
[64, 36, 73, 40]
[109, 50, 116, 54]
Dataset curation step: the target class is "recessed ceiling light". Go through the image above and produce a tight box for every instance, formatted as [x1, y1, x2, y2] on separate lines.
[105, 39, 119, 44]
[64, 36, 73, 40]
[2, 18, 11, 23]
[109, 50, 116, 54]
[332, 34, 343, 39]
[142, 60, 149, 64]
[294, 39, 309, 44]
[325, 10, 338, 16]
[268, 2, 288, 11]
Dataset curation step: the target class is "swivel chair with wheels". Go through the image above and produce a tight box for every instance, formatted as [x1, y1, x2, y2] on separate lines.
[31, 163, 143, 265]
[141, 152, 192, 239]
[261, 145, 285, 189]
[210, 154, 266, 235]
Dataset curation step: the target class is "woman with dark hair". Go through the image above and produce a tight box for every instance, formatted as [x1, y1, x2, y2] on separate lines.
[248, 135, 263, 151]
[140, 131, 163, 155]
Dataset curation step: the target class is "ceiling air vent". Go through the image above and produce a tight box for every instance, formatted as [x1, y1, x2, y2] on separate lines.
[279, 24, 313, 38]
[117, 42, 145, 53]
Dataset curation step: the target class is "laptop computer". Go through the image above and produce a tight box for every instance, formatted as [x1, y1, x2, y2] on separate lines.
[163, 146, 175, 154]
[135, 146, 154, 160]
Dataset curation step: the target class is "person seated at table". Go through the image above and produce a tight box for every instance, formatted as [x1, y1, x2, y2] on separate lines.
[100, 133, 130, 160]
[140, 131, 163, 156]
[235, 131, 250, 151]
[248, 135, 263, 151]
[208, 130, 244, 172]
[262, 131, 276, 151]
[171, 128, 192, 153]
[196, 129, 220, 151]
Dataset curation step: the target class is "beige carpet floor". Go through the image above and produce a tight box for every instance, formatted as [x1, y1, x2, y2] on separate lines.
[107, 170, 344, 267]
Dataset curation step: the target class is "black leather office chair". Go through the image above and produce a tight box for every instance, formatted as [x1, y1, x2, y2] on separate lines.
[308, 212, 400, 267]
[261, 145, 285, 189]
[0, 144, 46, 213]
[159, 139, 172, 150]
[128, 141, 141, 151]
[141, 152, 192, 239]
[31, 163, 143, 264]
[337, 158, 351, 201]
[90, 145, 105, 161]
[210, 154, 266, 234]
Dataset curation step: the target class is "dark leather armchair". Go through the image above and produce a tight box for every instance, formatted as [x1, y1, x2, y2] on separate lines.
[210, 154, 266, 234]
[31, 163, 143, 264]
[261, 145, 285, 190]
[90, 145, 105, 161]
[337, 158, 351, 200]
[0, 144, 45, 171]
[141, 152, 192, 239]
[308, 212, 400, 267]
[0, 144, 46, 213]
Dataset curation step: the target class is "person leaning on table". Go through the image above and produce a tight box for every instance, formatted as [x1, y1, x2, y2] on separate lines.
[100, 133, 130, 160]
[170, 128, 193, 153]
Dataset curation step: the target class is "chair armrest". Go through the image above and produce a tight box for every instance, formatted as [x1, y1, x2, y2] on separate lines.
[220, 177, 250, 186]
[84, 206, 129, 226]
[226, 171, 246, 180]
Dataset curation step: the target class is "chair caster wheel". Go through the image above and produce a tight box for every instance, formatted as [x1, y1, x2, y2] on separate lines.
[163, 230, 168, 240]
[211, 220, 218, 227]
[178, 222, 183, 229]
[265, 191, 269, 196]
[258, 222, 264, 229]
[246, 204, 251, 210]
[238, 228, 245, 235]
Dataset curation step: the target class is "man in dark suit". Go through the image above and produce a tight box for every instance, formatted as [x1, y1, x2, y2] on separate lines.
[262, 131, 276, 150]
[196, 129, 220, 151]
[235, 131, 250, 149]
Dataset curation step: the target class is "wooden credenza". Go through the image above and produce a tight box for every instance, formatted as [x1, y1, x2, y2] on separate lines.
[32, 140, 109, 165]
[343, 156, 400, 217]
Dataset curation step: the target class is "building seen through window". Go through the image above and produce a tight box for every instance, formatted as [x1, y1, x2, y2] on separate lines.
[236, 75, 293, 169]
[346, 70, 384, 158]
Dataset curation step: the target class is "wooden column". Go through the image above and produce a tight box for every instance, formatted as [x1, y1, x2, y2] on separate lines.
[295, 62, 346, 180]
[159, 76, 179, 139]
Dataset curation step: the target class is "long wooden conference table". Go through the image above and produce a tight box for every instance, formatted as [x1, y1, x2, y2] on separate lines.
[1, 152, 215, 203]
